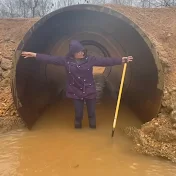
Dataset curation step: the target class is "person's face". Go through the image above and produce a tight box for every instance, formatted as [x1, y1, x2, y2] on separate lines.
[74, 51, 84, 59]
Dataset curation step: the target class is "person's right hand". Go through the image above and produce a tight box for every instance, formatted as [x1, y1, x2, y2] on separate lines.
[21, 52, 36, 58]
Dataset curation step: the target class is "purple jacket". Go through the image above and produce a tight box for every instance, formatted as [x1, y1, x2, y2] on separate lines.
[36, 40, 122, 100]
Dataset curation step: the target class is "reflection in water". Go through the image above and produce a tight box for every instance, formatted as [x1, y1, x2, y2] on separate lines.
[0, 75, 176, 176]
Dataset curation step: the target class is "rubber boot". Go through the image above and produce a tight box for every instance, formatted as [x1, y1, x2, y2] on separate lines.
[89, 117, 96, 129]
[74, 119, 82, 129]
[73, 99, 84, 129]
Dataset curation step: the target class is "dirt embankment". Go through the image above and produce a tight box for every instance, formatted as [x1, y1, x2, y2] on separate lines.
[0, 18, 38, 132]
[0, 6, 176, 162]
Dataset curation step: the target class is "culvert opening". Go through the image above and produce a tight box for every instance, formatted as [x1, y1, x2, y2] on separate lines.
[12, 4, 164, 129]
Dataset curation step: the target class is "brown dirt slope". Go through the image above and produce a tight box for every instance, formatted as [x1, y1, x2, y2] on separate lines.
[0, 18, 38, 132]
[0, 6, 176, 162]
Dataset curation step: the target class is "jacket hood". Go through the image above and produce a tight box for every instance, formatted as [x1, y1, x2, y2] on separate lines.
[67, 40, 85, 57]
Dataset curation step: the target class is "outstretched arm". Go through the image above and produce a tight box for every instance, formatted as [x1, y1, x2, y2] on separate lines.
[90, 56, 133, 66]
[21, 52, 65, 66]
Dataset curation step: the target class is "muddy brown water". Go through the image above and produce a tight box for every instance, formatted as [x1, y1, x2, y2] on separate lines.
[1, 74, 176, 176]
[0, 97, 176, 176]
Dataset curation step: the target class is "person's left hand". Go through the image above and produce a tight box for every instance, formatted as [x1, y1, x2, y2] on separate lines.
[122, 56, 133, 63]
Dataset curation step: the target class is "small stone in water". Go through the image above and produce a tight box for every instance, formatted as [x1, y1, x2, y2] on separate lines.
[130, 165, 136, 170]
[73, 164, 79, 168]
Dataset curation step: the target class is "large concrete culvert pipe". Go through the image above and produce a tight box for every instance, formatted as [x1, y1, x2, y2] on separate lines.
[11, 4, 164, 129]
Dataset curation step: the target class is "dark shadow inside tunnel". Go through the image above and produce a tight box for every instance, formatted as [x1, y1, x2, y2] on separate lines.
[12, 4, 164, 129]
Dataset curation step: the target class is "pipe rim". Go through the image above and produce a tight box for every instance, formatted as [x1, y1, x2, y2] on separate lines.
[13, 4, 164, 110]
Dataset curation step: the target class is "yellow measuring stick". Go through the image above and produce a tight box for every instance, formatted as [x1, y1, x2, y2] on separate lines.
[111, 62, 127, 137]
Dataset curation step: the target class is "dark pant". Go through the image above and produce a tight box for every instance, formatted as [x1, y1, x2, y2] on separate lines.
[73, 99, 96, 125]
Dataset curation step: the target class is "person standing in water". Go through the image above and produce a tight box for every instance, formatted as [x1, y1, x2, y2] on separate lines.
[22, 40, 133, 129]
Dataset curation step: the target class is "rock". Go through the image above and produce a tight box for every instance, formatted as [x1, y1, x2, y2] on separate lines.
[1, 58, 12, 70]
[154, 122, 159, 126]
[2, 70, 11, 78]
[167, 105, 174, 113]
[171, 110, 176, 117]
[4, 38, 10, 42]
[10, 110, 16, 116]
[10, 40, 15, 43]
[172, 124, 176, 129]
[161, 58, 170, 68]
[167, 33, 171, 38]
[73, 164, 79, 168]
[161, 101, 167, 107]
[171, 117, 176, 124]
[168, 87, 176, 93]
[0, 78, 10, 87]
[171, 111, 176, 124]
[161, 102, 173, 113]
[4, 56, 12, 60]
[158, 113, 166, 118]
[9, 49, 15, 52]
[164, 90, 168, 94]
[163, 90, 170, 100]
[141, 124, 155, 134]
[0, 67, 2, 76]
[154, 127, 176, 142]
[172, 87, 176, 92]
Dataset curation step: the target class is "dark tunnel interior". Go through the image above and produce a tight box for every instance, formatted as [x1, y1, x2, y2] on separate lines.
[12, 5, 164, 129]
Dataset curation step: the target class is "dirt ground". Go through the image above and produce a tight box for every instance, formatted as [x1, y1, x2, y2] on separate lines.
[0, 18, 38, 132]
[0, 6, 176, 162]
